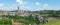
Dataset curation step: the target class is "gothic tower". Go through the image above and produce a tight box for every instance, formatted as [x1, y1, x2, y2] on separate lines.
[15, 7, 20, 15]
[17, 7, 19, 12]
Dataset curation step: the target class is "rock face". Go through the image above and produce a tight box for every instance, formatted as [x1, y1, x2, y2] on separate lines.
[47, 17, 57, 22]
[32, 13, 43, 23]
[31, 23, 37, 25]
[13, 22, 20, 25]
[35, 14, 43, 22]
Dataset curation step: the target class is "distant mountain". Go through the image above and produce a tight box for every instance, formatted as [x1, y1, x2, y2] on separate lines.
[8, 10, 32, 13]
[0, 10, 6, 12]
[10, 10, 18, 12]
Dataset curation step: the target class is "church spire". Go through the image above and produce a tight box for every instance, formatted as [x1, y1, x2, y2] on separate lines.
[18, 7, 19, 11]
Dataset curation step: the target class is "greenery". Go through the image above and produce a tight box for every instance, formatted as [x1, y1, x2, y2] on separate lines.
[1, 10, 60, 25]
[0, 17, 12, 25]
[2, 14, 41, 25]
[32, 10, 60, 18]
[43, 20, 60, 25]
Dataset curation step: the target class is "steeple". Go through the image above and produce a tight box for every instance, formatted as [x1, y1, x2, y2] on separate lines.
[18, 7, 19, 11]
[17, 7, 20, 12]
[15, 7, 20, 15]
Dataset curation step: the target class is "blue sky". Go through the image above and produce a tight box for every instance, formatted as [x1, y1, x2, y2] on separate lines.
[0, 0, 60, 11]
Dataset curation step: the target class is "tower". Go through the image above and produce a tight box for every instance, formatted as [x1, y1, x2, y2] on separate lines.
[17, 7, 20, 15]
[18, 7, 19, 12]
[15, 7, 20, 15]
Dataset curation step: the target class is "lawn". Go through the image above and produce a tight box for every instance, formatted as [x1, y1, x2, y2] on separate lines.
[43, 20, 60, 25]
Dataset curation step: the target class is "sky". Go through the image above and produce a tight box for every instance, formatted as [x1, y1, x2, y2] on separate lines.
[0, 0, 60, 11]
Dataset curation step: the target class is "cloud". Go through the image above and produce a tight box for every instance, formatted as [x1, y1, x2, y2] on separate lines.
[35, 2, 40, 5]
[16, 0, 23, 5]
[21, 5, 24, 7]
[24, 7, 41, 11]
[43, 4, 48, 8]
[16, 0, 27, 5]
[20, 7, 34, 11]
[16, 0, 27, 7]
[0, 4, 4, 6]
[12, 4, 16, 6]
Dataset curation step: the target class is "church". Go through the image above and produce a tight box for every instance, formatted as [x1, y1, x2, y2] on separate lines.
[7, 7, 30, 17]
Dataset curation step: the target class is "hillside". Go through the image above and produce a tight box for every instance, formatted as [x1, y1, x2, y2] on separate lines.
[43, 20, 60, 25]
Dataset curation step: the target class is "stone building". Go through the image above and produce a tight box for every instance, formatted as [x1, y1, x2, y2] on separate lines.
[16, 7, 30, 16]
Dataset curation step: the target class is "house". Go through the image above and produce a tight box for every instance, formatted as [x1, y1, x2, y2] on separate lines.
[0, 11, 8, 16]
[7, 12, 16, 16]
[0, 7, 31, 17]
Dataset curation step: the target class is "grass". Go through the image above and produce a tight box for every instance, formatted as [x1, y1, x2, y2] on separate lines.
[43, 20, 60, 25]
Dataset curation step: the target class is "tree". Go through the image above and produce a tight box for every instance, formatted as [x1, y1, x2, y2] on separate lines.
[0, 17, 12, 25]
